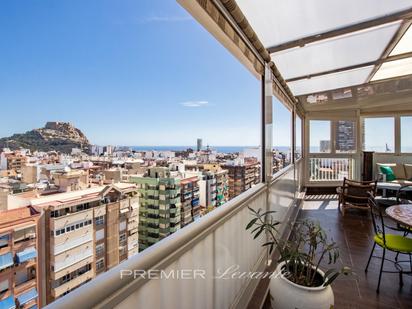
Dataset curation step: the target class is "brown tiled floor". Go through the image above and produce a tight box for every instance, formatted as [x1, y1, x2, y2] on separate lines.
[258, 196, 412, 309]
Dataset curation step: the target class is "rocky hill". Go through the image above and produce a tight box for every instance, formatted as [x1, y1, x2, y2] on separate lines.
[0, 122, 91, 153]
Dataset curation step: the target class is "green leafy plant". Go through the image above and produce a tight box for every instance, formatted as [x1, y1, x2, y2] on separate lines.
[246, 207, 351, 287]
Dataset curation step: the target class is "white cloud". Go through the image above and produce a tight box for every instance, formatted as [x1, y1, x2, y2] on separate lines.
[180, 101, 209, 108]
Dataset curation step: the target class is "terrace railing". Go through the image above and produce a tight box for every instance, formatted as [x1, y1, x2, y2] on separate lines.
[309, 157, 354, 182]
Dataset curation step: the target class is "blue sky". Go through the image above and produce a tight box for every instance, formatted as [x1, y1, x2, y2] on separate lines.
[1, 1, 410, 150]
[0, 0, 299, 147]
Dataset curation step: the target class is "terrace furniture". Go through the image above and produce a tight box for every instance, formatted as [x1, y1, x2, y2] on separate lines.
[386, 205, 412, 230]
[337, 178, 377, 216]
[375, 185, 412, 208]
[366, 196, 412, 293]
[377, 181, 412, 198]
[377, 163, 412, 185]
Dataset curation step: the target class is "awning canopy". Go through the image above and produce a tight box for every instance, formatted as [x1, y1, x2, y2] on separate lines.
[0, 235, 9, 248]
[0, 295, 15, 309]
[16, 288, 38, 306]
[0, 253, 14, 270]
[236, 0, 412, 96]
[16, 247, 37, 264]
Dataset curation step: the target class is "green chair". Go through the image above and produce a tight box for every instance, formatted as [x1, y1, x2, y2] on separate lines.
[365, 194, 412, 293]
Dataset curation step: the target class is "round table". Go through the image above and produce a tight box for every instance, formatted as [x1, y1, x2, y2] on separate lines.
[385, 204, 412, 228]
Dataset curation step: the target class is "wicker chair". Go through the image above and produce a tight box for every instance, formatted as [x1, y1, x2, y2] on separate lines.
[337, 178, 377, 216]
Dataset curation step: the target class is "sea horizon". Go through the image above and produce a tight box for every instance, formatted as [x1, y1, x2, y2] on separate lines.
[128, 145, 291, 153]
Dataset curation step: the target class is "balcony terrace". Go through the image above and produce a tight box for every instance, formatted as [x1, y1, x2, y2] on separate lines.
[46, 0, 412, 308]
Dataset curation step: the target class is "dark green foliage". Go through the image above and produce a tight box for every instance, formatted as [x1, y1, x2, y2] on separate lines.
[246, 207, 351, 287]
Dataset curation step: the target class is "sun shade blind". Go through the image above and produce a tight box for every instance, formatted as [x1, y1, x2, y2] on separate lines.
[195, 0, 265, 75]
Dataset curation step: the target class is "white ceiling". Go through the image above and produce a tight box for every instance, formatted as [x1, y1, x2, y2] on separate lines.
[236, 0, 412, 95]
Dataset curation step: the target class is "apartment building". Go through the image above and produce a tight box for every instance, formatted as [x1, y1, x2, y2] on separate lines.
[214, 170, 229, 206]
[130, 167, 181, 251]
[179, 176, 200, 227]
[198, 171, 217, 211]
[0, 207, 40, 309]
[223, 162, 260, 199]
[335, 120, 356, 152]
[51, 169, 89, 192]
[11, 183, 139, 305]
[21, 165, 39, 184]
[201, 164, 229, 207]
[0, 151, 27, 174]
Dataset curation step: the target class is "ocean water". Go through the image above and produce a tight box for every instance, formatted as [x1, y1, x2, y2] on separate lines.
[131, 146, 291, 153]
[132, 146, 252, 153]
[129, 145, 412, 154]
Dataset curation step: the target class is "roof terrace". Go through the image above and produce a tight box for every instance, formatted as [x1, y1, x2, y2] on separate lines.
[45, 1, 412, 308]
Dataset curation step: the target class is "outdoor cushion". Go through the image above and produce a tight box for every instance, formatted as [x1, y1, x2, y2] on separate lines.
[379, 165, 396, 181]
[391, 164, 407, 179]
[374, 233, 412, 252]
[390, 180, 412, 186]
[404, 164, 412, 180]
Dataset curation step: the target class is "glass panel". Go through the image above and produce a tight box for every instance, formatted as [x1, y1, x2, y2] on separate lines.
[271, 22, 399, 79]
[363, 117, 394, 152]
[390, 25, 412, 56]
[335, 120, 356, 153]
[236, 0, 412, 47]
[295, 116, 302, 160]
[401, 116, 412, 153]
[371, 57, 412, 81]
[310, 120, 331, 153]
[273, 98, 292, 173]
[288, 66, 374, 96]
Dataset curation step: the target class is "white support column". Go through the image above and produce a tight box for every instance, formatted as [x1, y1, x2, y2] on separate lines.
[304, 117, 310, 186]
[292, 107, 296, 164]
[355, 110, 362, 180]
[395, 115, 401, 155]
[264, 65, 273, 182]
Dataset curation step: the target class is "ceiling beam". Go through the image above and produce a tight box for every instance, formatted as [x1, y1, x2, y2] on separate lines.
[366, 19, 412, 82]
[296, 73, 412, 99]
[267, 8, 412, 53]
[285, 51, 412, 83]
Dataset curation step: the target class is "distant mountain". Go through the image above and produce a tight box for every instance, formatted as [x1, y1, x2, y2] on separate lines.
[0, 122, 90, 153]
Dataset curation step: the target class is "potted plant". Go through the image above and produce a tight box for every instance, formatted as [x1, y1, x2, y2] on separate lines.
[246, 208, 350, 309]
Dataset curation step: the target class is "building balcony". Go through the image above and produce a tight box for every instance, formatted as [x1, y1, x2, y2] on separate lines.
[147, 208, 159, 216]
[15, 287, 38, 308]
[51, 271, 94, 298]
[169, 216, 180, 224]
[130, 197, 139, 208]
[13, 238, 36, 253]
[120, 199, 129, 209]
[14, 277, 37, 296]
[51, 209, 93, 231]
[147, 227, 159, 234]
[127, 220, 138, 231]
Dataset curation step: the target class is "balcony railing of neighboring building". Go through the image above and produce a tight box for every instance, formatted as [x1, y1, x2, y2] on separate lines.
[46, 159, 303, 309]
